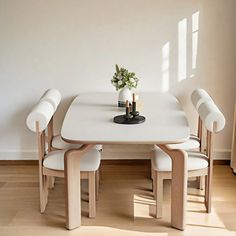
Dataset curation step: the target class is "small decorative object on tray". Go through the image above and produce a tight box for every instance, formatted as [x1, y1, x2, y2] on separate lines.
[113, 93, 146, 125]
[111, 64, 139, 107]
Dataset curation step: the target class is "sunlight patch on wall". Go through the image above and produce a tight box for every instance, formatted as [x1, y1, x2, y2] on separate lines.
[191, 11, 200, 77]
[178, 18, 187, 82]
[162, 42, 170, 92]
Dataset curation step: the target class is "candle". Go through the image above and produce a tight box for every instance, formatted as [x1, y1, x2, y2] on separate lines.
[125, 100, 130, 118]
[133, 93, 136, 102]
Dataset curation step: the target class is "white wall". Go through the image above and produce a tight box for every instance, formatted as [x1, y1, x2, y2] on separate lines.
[0, 0, 235, 160]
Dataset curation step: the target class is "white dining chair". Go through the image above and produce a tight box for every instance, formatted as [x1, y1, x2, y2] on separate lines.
[151, 101, 225, 218]
[151, 88, 213, 189]
[40, 89, 102, 190]
[26, 100, 101, 218]
[168, 88, 214, 189]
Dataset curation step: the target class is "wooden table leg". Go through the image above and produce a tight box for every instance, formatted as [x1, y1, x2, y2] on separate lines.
[158, 145, 188, 230]
[64, 145, 93, 230]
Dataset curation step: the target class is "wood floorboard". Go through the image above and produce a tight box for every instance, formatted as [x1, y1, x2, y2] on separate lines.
[0, 164, 235, 236]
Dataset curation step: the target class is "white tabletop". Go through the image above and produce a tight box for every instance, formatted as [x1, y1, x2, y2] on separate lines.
[61, 92, 190, 145]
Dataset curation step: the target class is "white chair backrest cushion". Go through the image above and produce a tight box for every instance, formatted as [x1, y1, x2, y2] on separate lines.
[26, 101, 54, 132]
[198, 101, 225, 132]
[191, 88, 213, 110]
[40, 89, 61, 112]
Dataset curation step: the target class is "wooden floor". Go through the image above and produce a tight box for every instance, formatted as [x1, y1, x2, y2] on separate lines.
[0, 162, 236, 236]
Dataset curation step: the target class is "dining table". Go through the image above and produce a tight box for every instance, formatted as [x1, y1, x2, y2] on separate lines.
[61, 92, 190, 231]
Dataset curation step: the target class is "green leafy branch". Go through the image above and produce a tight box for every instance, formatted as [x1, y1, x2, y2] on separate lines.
[111, 64, 139, 91]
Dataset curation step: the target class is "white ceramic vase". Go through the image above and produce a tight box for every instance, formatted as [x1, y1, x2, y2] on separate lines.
[118, 87, 132, 107]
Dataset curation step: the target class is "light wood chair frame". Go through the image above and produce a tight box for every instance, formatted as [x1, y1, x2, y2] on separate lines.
[46, 117, 101, 194]
[152, 122, 216, 218]
[151, 116, 204, 188]
[35, 118, 99, 218]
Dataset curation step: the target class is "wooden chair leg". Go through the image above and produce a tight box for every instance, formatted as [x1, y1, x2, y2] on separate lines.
[204, 175, 208, 210]
[95, 170, 100, 201]
[206, 169, 213, 213]
[151, 167, 154, 180]
[156, 172, 163, 218]
[199, 176, 204, 190]
[196, 176, 204, 190]
[48, 176, 55, 189]
[152, 169, 157, 197]
[196, 176, 200, 188]
[88, 171, 96, 218]
[39, 175, 49, 213]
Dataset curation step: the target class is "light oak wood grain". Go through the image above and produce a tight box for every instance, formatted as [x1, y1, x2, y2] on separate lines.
[0, 163, 235, 236]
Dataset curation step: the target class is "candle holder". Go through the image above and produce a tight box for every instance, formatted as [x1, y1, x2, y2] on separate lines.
[130, 93, 140, 117]
[113, 94, 146, 125]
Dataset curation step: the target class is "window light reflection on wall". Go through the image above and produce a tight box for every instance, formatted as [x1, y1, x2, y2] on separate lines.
[192, 11, 200, 72]
[178, 18, 187, 82]
[162, 42, 170, 92]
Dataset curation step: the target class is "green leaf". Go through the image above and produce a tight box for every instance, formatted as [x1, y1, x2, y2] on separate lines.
[111, 64, 140, 91]
[115, 64, 119, 73]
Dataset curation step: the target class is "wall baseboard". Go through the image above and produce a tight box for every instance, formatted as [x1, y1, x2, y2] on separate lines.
[0, 148, 231, 161]
[0, 159, 230, 166]
[0, 160, 38, 165]
[213, 149, 231, 160]
[213, 160, 230, 165]
[0, 151, 37, 160]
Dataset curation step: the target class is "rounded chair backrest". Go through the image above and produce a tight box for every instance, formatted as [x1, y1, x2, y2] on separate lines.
[198, 101, 225, 132]
[191, 88, 213, 111]
[26, 101, 54, 132]
[40, 89, 61, 112]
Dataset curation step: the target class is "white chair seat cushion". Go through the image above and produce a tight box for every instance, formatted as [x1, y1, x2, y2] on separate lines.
[43, 149, 101, 171]
[167, 136, 200, 150]
[52, 135, 102, 151]
[152, 148, 208, 172]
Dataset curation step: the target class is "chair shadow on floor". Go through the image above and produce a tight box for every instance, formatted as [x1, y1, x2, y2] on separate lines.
[42, 176, 230, 234]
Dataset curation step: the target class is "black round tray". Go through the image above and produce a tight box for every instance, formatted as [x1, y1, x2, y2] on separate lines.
[113, 115, 146, 125]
